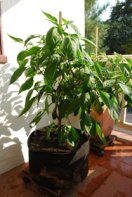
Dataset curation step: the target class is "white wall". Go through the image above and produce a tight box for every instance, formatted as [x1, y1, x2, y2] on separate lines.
[0, 0, 84, 174]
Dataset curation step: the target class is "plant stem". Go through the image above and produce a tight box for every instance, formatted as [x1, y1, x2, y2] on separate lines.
[58, 116, 62, 133]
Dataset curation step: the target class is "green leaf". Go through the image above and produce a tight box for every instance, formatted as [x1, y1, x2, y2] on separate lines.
[119, 83, 132, 97]
[111, 73, 122, 79]
[19, 77, 33, 93]
[80, 110, 87, 131]
[70, 23, 80, 34]
[109, 95, 120, 120]
[99, 91, 111, 108]
[25, 67, 36, 77]
[126, 59, 132, 71]
[44, 61, 57, 87]
[25, 89, 34, 104]
[120, 63, 130, 77]
[111, 96, 120, 110]
[34, 81, 42, 91]
[37, 86, 45, 104]
[68, 127, 79, 144]
[46, 27, 61, 49]
[96, 123, 106, 144]
[10, 59, 28, 84]
[81, 37, 96, 48]
[84, 125, 91, 134]
[124, 94, 132, 107]
[95, 63, 103, 80]
[8, 34, 23, 43]
[103, 79, 116, 88]
[30, 110, 46, 127]
[93, 100, 104, 114]
[17, 46, 40, 64]
[83, 114, 92, 127]
[24, 34, 41, 46]
[63, 36, 79, 59]
[89, 120, 96, 137]
[58, 100, 68, 118]
[62, 18, 70, 25]
[19, 58, 29, 68]
[45, 96, 49, 113]
[19, 96, 37, 116]
[10, 66, 26, 84]
[42, 12, 58, 25]
[68, 99, 81, 116]
[110, 108, 119, 121]
[79, 111, 91, 133]
[46, 126, 52, 140]
[17, 51, 28, 63]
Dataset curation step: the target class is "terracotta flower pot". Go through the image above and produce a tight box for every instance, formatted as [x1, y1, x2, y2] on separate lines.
[69, 107, 114, 138]
[90, 107, 114, 137]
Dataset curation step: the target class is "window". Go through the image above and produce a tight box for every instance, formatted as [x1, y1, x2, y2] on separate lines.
[0, 1, 7, 64]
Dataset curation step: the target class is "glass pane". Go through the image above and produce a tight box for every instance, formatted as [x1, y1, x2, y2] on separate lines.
[125, 107, 132, 124]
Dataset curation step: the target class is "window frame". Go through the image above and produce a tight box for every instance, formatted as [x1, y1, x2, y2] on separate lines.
[0, 1, 7, 64]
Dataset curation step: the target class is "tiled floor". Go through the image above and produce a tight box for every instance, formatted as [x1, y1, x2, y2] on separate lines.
[0, 139, 132, 197]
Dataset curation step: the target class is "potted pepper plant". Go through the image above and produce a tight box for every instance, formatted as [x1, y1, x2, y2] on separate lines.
[90, 53, 132, 138]
[9, 12, 132, 195]
[68, 52, 132, 156]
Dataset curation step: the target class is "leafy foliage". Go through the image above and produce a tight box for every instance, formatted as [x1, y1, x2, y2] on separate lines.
[85, 0, 109, 54]
[104, 0, 132, 54]
[9, 12, 132, 146]
[91, 54, 132, 119]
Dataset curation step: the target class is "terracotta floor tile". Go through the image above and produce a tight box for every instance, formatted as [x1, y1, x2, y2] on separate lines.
[91, 171, 132, 197]
[98, 156, 132, 178]
[64, 165, 110, 197]
[89, 154, 100, 167]
[104, 143, 132, 166]
[76, 166, 111, 197]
